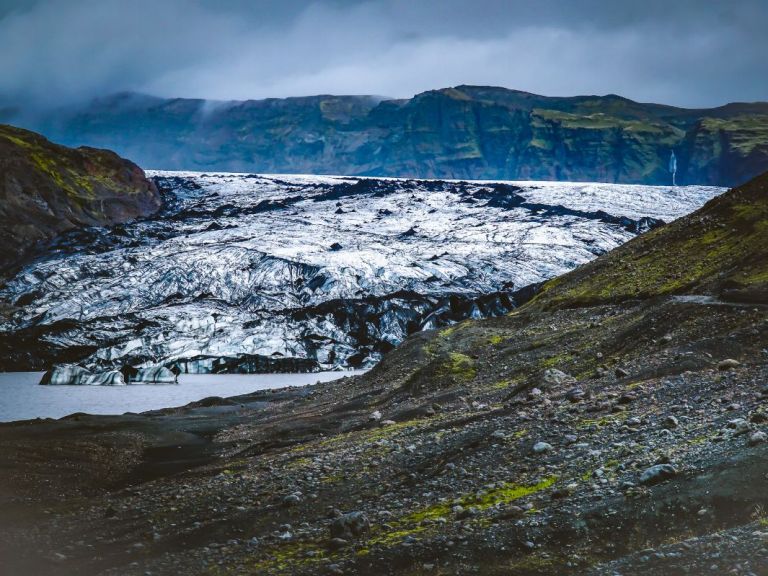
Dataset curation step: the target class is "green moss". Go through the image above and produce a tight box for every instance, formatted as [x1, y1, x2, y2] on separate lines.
[577, 413, 628, 429]
[437, 352, 477, 381]
[243, 538, 329, 574]
[457, 476, 557, 509]
[283, 457, 311, 471]
[540, 353, 574, 369]
[292, 418, 426, 464]
[488, 373, 527, 393]
[367, 476, 558, 550]
[0, 133, 34, 149]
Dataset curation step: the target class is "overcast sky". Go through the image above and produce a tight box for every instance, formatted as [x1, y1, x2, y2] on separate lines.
[0, 0, 766, 108]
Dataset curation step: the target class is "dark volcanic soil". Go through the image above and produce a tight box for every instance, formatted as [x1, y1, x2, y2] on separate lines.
[1, 174, 768, 575]
[1, 294, 767, 576]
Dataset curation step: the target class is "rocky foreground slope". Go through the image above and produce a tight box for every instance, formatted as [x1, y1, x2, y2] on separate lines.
[11, 86, 768, 186]
[0, 172, 720, 373]
[1, 175, 767, 575]
[0, 124, 160, 273]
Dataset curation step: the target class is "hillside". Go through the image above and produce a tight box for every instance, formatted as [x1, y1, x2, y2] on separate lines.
[1, 175, 766, 574]
[14, 86, 768, 186]
[534, 169, 768, 307]
[0, 124, 161, 273]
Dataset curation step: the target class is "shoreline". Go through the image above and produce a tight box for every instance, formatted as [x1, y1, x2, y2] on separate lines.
[0, 369, 366, 423]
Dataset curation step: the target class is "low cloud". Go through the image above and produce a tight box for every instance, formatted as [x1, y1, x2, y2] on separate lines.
[0, 0, 766, 108]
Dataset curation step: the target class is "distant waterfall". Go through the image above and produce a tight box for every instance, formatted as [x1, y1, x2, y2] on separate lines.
[669, 151, 677, 186]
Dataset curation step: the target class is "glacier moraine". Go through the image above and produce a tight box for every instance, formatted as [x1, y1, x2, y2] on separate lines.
[0, 172, 723, 373]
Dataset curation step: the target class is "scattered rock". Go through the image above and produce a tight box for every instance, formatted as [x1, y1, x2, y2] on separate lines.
[727, 418, 751, 435]
[455, 506, 477, 520]
[617, 392, 636, 404]
[748, 431, 767, 446]
[639, 463, 678, 485]
[717, 359, 740, 371]
[282, 493, 302, 507]
[749, 411, 767, 424]
[663, 415, 679, 429]
[543, 369, 576, 386]
[329, 511, 370, 540]
[328, 536, 348, 550]
[552, 483, 578, 499]
[532, 441, 553, 454]
[565, 388, 586, 402]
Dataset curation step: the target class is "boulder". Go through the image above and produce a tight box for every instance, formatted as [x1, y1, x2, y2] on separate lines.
[565, 387, 586, 402]
[329, 511, 370, 540]
[39, 365, 92, 385]
[748, 431, 767, 446]
[543, 369, 576, 386]
[532, 441, 554, 454]
[639, 463, 678, 485]
[717, 359, 741, 370]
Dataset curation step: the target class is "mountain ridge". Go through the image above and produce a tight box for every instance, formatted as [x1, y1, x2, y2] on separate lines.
[11, 85, 768, 186]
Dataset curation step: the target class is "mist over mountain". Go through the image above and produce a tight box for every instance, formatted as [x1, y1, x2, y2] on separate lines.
[2, 0, 767, 108]
[12, 86, 768, 186]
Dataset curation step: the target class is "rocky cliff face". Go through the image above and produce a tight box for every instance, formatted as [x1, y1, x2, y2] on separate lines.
[17, 86, 768, 186]
[0, 124, 161, 273]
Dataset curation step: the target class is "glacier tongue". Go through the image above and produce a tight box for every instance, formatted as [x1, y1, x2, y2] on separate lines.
[0, 172, 723, 373]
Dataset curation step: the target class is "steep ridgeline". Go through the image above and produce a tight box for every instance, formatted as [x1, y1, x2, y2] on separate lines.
[1, 175, 766, 576]
[14, 86, 768, 186]
[0, 124, 161, 273]
[0, 173, 721, 373]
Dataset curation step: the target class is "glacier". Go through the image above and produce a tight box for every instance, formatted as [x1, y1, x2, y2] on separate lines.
[0, 172, 723, 373]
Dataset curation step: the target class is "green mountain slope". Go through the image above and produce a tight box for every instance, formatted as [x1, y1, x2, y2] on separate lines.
[17, 85, 768, 185]
[533, 170, 768, 307]
[0, 124, 160, 272]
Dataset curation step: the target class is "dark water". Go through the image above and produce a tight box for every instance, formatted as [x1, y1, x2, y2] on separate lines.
[0, 371, 365, 422]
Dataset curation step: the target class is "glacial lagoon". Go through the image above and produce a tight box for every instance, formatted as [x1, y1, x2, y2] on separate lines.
[0, 371, 365, 422]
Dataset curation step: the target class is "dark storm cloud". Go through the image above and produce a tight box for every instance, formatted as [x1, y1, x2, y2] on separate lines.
[0, 0, 766, 108]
